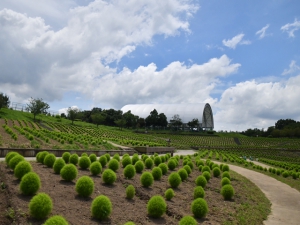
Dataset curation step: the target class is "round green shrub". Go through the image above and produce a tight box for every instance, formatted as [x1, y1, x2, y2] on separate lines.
[126, 184, 135, 199]
[179, 216, 197, 225]
[158, 163, 168, 175]
[195, 175, 207, 188]
[75, 176, 94, 197]
[168, 172, 181, 188]
[292, 172, 298, 179]
[102, 169, 117, 185]
[282, 171, 289, 178]
[69, 154, 79, 165]
[145, 158, 154, 169]
[222, 164, 230, 172]
[222, 171, 231, 180]
[81, 153, 88, 157]
[187, 161, 194, 170]
[104, 153, 111, 162]
[5, 152, 19, 164]
[79, 156, 91, 169]
[99, 155, 108, 167]
[20, 172, 41, 195]
[213, 167, 221, 177]
[191, 198, 208, 218]
[44, 215, 68, 225]
[154, 156, 162, 166]
[202, 171, 211, 182]
[147, 195, 167, 218]
[122, 156, 132, 168]
[124, 222, 135, 225]
[108, 158, 120, 171]
[89, 154, 97, 162]
[178, 168, 188, 181]
[60, 164, 78, 181]
[134, 160, 145, 173]
[167, 159, 176, 170]
[53, 158, 66, 174]
[14, 161, 32, 179]
[29, 193, 53, 219]
[160, 155, 166, 163]
[131, 154, 139, 165]
[194, 186, 205, 199]
[151, 167, 162, 180]
[37, 151, 49, 164]
[140, 172, 154, 187]
[124, 164, 136, 179]
[198, 165, 203, 172]
[164, 188, 175, 201]
[183, 165, 192, 175]
[9, 155, 24, 170]
[221, 184, 235, 200]
[221, 177, 231, 186]
[44, 153, 56, 168]
[91, 195, 112, 220]
[90, 161, 102, 176]
[201, 165, 211, 173]
[62, 152, 71, 163]
[112, 153, 120, 161]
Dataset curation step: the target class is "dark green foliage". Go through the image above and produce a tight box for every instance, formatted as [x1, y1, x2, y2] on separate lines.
[131, 154, 139, 165]
[221, 184, 235, 200]
[89, 154, 97, 162]
[147, 195, 167, 218]
[38, 151, 49, 164]
[164, 188, 175, 201]
[191, 198, 208, 218]
[178, 168, 188, 181]
[5, 152, 19, 164]
[282, 171, 289, 178]
[292, 172, 298, 179]
[222, 171, 231, 180]
[194, 186, 205, 199]
[222, 164, 230, 172]
[167, 159, 176, 170]
[69, 154, 79, 165]
[29, 193, 53, 219]
[102, 169, 117, 185]
[140, 172, 154, 187]
[75, 176, 94, 197]
[201, 165, 211, 173]
[145, 158, 154, 169]
[108, 158, 120, 171]
[195, 175, 207, 188]
[20, 172, 41, 195]
[183, 165, 192, 175]
[62, 152, 71, 163]
[154, 156, 162, 166]
[79, 156, 91, 169]
[126, 184, 135, 199]
[14, 161, 32, 179]
[134, 160, 145, 173]
[202, 171, 211, 182]
[122, 156, 132, 168]
[168, 172, 181, 188]
[179, 216, 197, 225]
[44, 153, 56, 168]
[187, 161, 194, 170]
[9, 155, 24, 170]
[91, 195, 112, 220]
[158, 163, 168, 175]
[213, 167, 221, 177]
[90, 161, 102, 176]
[44, 215, 68, 225]
[124, 222, 135, 225]
[151, 167, 162, 180]
[99, 155, 108, 167]
[81, 153, 88, 157]
[104, 153, 111, 162]
[112, 153, 120, 161]
[221, 177, 231, 186]
[60, 164, 78, 181]
[123, 164, 136, 179]
[53, 158, 66, 174]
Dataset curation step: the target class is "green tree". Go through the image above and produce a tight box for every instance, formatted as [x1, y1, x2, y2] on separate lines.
[67, 107, 79, 124]
[26, 98, 50, 121]
[187, 118, 199, 131]
[114, 118, 126, 130]
[145, 109, 159, 128]
[157, 113, 168, 128]
[169, 114, 182, 131]
[123, 110, 138, 128]
[0, 93, 10, 110]
[91, 113, 105, 127]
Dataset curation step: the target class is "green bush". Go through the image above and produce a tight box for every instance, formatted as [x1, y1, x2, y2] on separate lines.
[20, 172, 41, 195]
[102, 169, 117, 185]
[126, 184, 135, 199]
[179, 216, 197, 225]
[222, 164, 230, 172]
[53, 158, 66, 174]
[194, 186, 205, 199]
[201, 165, 211, 173]
[167, 159, 176, 170]
[282, 171, 289, 178]
[89, 154, 97, 162]
[112, 153, 120, 161]
[122, 156, 132, 168]
[5, 152, 19, 164]
[213, 167, 221, 177]
[195, 175, 207, 188]
[134, 160, 145, 173]
[168, 172, 181, 188]
[9, 155, 24, 170]
[108, 158, 120, 171]
[222, 171, 231, 180]
[29, 193, 53, 219]
[187, 161, 194, 170]
[79, 156, 91, 169]
[151, 167, 162, 180]
[183, 165, 192, 175]
[14, 161, 32, 179]
[292, 172, 298, 179]
[124, 222, 135, 225]
[75, 176, 94, 197]
[44, 153, 56, 168]
[81, 153, 88, 157]
[60, 164, 78, 181]
[104, 153, 111, 162]
[62, 152, 71, 163]
[37, 151, 49, 164]
[191, 198, 208, 218]
[99, 155, 108, 167]
[131, 154, 139, 165]
[90, 161, 102, 176]
[221, 184, 234, 200]
[221, 177, 231, 186]
[140, 172, 154, 187]
[158, 163, 168, 175]
[154, 156, 162, 166]
[164, 188, 175, 201]
[202, 171, 211, 182]
[91, 195, 112, 220]
[147, 195, 166, 218]
[178, 168, 188, 181]
[145, 158, 154, 169]
[44, 215, 68, 225]
[123, 164, 136, 179]
[69, 154, 79, 165]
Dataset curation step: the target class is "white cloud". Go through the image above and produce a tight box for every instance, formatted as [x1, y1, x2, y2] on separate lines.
[282, 60, 300, 75]
[222, 33, 251, 49]
[255, 24, 270, 39]
[281, 19, 300, 37]
[58, 105, 80, 115]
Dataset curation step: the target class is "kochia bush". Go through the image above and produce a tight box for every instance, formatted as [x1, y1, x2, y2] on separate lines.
[108, 158, 120, 172]
[90, 161, 102, 176]
[221, 184, 235, 200]
[158, 163, 168, 175]
[167, 159, 176, 170]
[75, 176, 94, 197]
[151, 167, 162, 180]
[79, 156, 91, 169]
[195, 175, 207, 188]
[62, 152, 71, 163]
[134, 160, 145, 173]
[53, 158, 66, 174]
[44, 153, 56, 168]
[9, 155, 24, 170]
[122, 156, 132, 168]
[91, 195, 112, 220]
[191, 198, 208, 218]
[178, 168, 188, 181]
[44, 215, 68, 225]
[193, 186, 205, 199]
[140, 172, 154, 187]
[168, 172, 181, 188]
[126, 184, 135, 199]
[29, 193, 53, 219]
[145, 158, 154, 169]
[221, 177, 231, 186]
[60, 164, 78, 181]
[123, 164, 136, 179]
[14, 161, 32, 179]
[179, 216, 197, 225]
[202, 171, 211, 182]
[89, 154, 97, 163]
[99, 155, 108, 167]
[20, 172, 41, 195]
[102, 169, 117, 185]
[164, 188, 175, 201]
[147, 195, 167, 218]
[69, 154, 79, 165]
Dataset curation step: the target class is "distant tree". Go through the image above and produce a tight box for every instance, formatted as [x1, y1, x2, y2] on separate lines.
[101, 109, 123, 126]
[123, 110, 138, 128]
[91, 113, 105, 128]
[157, 113, 168, 127]
[67, 107, 79, 124]
[26, 98, 50, 121]
[0, 93, 10, 110]
[114, 118, 126, 130]
[137, 118, 145, 128]
[187, 118, 199, 130]
[275, 119, 296, 130]
[145, 109, 159, 127]
[60, 113, 67, 118]
[169, 114, 182, 130]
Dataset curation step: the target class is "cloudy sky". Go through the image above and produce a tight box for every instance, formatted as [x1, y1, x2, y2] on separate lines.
[1, 0, 300, 131]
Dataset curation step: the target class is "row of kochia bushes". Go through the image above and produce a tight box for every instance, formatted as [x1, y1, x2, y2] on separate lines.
[4, 150, 234, 225]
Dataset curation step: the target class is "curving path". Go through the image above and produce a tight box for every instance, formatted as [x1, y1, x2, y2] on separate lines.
[175, 150, 300, 225]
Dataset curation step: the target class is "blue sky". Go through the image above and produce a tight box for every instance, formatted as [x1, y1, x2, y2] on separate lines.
[1, 0, 300, 131]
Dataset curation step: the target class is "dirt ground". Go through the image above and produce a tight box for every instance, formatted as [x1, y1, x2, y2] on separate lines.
[0, 158, 263, 225]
